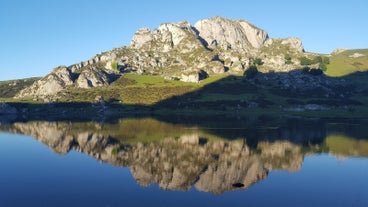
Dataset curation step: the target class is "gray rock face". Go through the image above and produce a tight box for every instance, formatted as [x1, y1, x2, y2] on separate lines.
[16, 66, 74, 98]
[180, 70, 208, 83]
[16, 61, 121, 99]
[263, 37, 304, 54]
[180, 73, 200, 83]
[194, 16, 268, 51]
[130, 21, 202, 52]
[76, 66, 112, 88]
[281, 37, 304, 53]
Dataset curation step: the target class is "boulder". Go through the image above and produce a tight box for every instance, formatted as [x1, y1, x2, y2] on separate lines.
[181, 73, 201, 83]
[180, 70, 208, 83]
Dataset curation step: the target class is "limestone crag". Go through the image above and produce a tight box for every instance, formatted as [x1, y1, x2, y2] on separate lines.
[194, 16, 268, 51]
[264, 37, 304, 53]
[16, 66, 75, 99]
[76, 66, 117, 88]
[130, 21, 202, 52]
[16, 62, 120, 99]
[15, 16, 308, 99]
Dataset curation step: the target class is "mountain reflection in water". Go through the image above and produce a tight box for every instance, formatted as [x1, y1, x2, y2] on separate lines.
[1, 117, 367, 194]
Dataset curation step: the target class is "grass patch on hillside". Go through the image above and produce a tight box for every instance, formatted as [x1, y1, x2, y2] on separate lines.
[58, 73, 237, 105]
[59, 74, 199, 105]
[326, 49, 368, 77]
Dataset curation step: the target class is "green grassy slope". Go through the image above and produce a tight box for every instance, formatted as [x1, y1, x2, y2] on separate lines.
[326, 49, 368, 77]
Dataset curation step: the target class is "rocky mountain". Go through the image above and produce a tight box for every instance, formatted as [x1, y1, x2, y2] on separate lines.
[15, 16, 308, 100]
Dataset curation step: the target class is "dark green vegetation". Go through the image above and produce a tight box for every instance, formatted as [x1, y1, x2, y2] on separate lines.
[299, 55, 330, 71]
[111, 61, 118, 71]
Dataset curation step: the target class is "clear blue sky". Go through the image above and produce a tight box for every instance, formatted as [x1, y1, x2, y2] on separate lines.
[1, 0, 367, 81]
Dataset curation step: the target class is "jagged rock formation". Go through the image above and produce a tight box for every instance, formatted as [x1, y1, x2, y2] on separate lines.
[1, 121, 308, 194]
[16, 66, 75, 98]
[194, 16, 268, 51]
[76, 66, 118, 88]
[264, 37, 304, 53]
[15, 16, 308, 99]
[130, 21, 203, 52]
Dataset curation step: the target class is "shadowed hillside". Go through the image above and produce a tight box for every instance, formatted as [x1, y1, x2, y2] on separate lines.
[2, 70, 368, 119]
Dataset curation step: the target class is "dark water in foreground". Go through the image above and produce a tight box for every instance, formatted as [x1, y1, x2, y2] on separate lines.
[0, 117, 368, 207]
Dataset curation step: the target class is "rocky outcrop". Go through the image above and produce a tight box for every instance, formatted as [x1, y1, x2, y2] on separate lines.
[194, 16, 268, 51]
[15, 66, 75, 99]
[76, 66, 115, 88]
[264, 37, 304, 53]
[180, 70, 208, 83]
[16, 63, 121, 98]
[130, 21, 203, 52]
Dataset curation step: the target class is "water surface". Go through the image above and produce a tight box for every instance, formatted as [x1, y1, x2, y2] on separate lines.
[0, 117, 367, 207]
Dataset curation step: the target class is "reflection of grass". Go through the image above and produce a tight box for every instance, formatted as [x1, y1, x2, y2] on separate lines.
[20, 118, 239, 144]
[111, 146, 119, 155]
[325, 134, 368, 157]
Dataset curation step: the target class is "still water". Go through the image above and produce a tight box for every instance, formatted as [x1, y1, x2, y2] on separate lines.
[0, 117, 367, 207]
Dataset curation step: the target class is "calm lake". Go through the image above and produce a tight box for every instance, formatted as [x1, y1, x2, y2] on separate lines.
[0, 116, 367, 207]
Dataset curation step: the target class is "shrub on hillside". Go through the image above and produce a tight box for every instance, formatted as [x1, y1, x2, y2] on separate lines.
[244, 65, 258, 79]
[111, 62, 118, 71]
